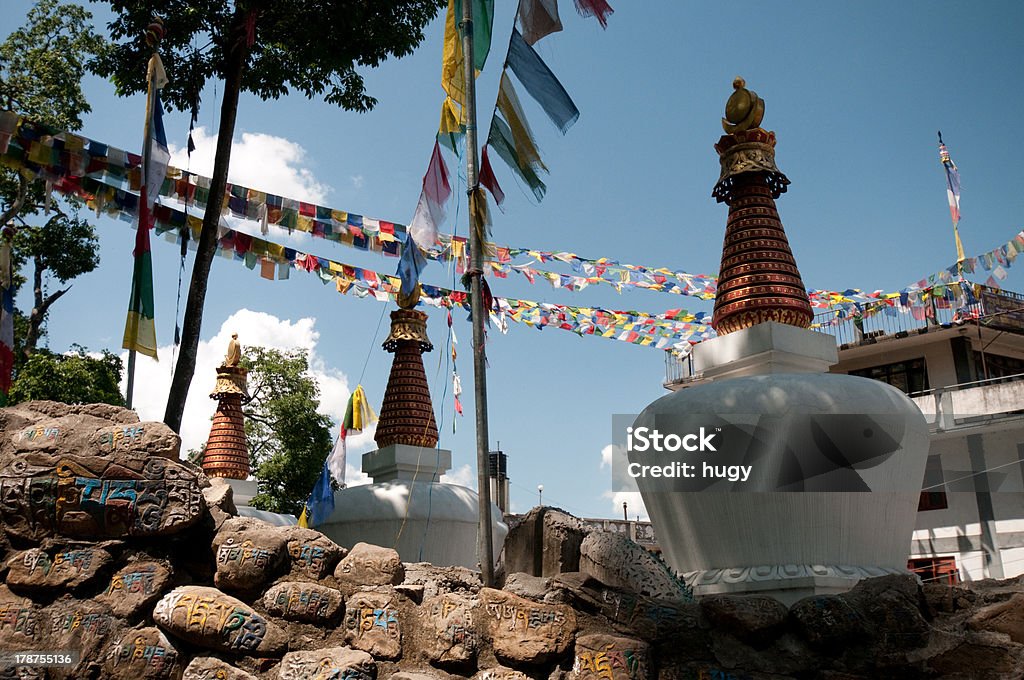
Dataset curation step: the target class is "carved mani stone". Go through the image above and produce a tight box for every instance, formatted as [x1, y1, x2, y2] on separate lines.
[480, 587, 577, 665]
[97, 560, 173, 619]
[421, 592, 480, 664]
[277, 646, 376, 680]
[103, 625, 182, 680]
[183, 656, 258, 680]
[572, 633, 651, 680]
[263, 582, 343, 623]
[343, 590, 403, 660]
[152, 586, 288, 656]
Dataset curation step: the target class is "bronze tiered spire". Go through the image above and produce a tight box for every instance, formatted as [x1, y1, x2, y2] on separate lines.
[375, 308, 439, 449]
[201, 334, 251, 479]
[711, 78, 813, 335]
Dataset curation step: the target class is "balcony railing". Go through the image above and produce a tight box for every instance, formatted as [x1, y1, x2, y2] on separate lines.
[663, 285, 1024, 387]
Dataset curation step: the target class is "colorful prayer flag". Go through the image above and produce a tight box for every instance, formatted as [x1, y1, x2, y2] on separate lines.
[519, 0, 563, 45]
[327, 385, 377, 486]
[303, 459, 336, 527]
[0, 238, 14, 405]
[939, 132, 965, 263]
[397, 232, 428, 298]
[507, 28, 580, 134]
[122, 75, 166, 361]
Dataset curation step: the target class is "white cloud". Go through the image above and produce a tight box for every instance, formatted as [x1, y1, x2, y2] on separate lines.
[600, 443, 614, 470]
[122, 308, 357, 462]
[169, 127, 330, 204]
[441, 463, 475, 488]
[603, 490, 649, 522]
[350, 174, 365, 189]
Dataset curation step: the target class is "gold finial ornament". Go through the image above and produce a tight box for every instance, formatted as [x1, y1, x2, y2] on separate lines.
[722, 76, 765, 134]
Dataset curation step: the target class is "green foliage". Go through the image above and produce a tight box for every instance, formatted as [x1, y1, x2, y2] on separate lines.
[90, 0, 446, 114]
[14, 209, 100, 284]
[0, 1, 105, 358]
[0, 0, 108, 130]
[242, 346, 333, 517]
[9, 345, 125, 406]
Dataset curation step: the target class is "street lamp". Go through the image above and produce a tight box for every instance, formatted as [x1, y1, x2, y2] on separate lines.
[537, 484, 543, 507]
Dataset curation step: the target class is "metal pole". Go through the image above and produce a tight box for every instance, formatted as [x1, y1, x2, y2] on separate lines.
[461, 0, 495, 587]
[126, 49, 158, 409]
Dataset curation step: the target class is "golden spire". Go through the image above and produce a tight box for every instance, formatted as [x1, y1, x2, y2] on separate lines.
[722, 76, 765, 134]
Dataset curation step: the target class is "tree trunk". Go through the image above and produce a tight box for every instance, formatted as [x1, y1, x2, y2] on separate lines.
[24, 253, 70, 358]
[163, 9, 251, 433]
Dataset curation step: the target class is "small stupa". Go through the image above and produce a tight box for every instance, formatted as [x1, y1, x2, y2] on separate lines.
[629, 79, 931, 604]
[319, 288, 506, 569]
[201, 333, 250, 480]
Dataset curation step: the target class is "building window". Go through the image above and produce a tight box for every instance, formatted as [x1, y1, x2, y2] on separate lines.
[918, 490, 948, 511]
[973, 351, 1024, 380]
[908, 556, 959, 585]
[850, 358, 929, 394]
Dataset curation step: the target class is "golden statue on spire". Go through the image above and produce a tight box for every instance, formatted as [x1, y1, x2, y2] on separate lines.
[722, 76, 764, 134]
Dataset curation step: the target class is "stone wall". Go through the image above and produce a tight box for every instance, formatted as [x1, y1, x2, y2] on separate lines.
[0, 402, 1021, 679]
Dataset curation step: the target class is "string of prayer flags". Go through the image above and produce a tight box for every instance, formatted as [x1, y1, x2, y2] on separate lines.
[572, 0, 614, 28]
[439, 0, 467, 134]
[518, 0, 563, 45]
[506, 28, 580, 134]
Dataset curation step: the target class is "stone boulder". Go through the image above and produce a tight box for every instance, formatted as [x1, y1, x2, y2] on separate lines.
[572, 633, 650, 680]
[5, 545, 111, 592]
[700, 595, 788, 645]
[281, 525, 345, 580]
[790, 594, 867, 649]
[202, 478, 238, 531]
[153, 585, 288, 656]
[212, 517, 289, 592]
[46, 597, 122, 679]
[278, 646, 376, 680]
[402, 562, 482, 599]
[968, 592, 1024, 643]
[103, 625, 183, 680]
[183, 656, 258, 680]
[502, 572, 550, 601]
[335, 542, 404, 593]
[473, 668, 531, 680]
[0, 585, 42, 652]
[263, 581, 343, 623]
[480, 587, 577, 665]
[342, 589, 403, 659]
[579, 532, 692, 602]
[97, 560, 173, 618]
[503, 507, 587, 577]
[0, 428, 204, 540]
[421, 592, 479, 664]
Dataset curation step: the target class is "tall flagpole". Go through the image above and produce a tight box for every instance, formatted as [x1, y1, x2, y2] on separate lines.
[126, 31, 160, 409]
[460, 0, 495, 587]
[938, 131, 965, 277]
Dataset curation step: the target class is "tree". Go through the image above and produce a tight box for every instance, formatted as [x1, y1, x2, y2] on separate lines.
[9, 345, 125, 406]
[241, 346, 333, 516]
[90, 0, 447, 433]
[13, 206, 100, 356]
[0, 1, 106, 359]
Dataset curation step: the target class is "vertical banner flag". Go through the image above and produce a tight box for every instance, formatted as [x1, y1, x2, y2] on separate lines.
[939, 132, 964, 262]
[327, 385, 378, 486]
[302, 459, 336, 528]
[506, 28, 580, 134]
[0, 237, 14, 405]
[519, 0, 563, 45]
[122, 54, 168, 361]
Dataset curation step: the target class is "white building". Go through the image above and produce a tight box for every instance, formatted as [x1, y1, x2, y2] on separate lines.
[665, 284, 1024, 584]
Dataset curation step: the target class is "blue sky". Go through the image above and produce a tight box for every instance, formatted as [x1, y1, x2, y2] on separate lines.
[4, 1, 1024, 519]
